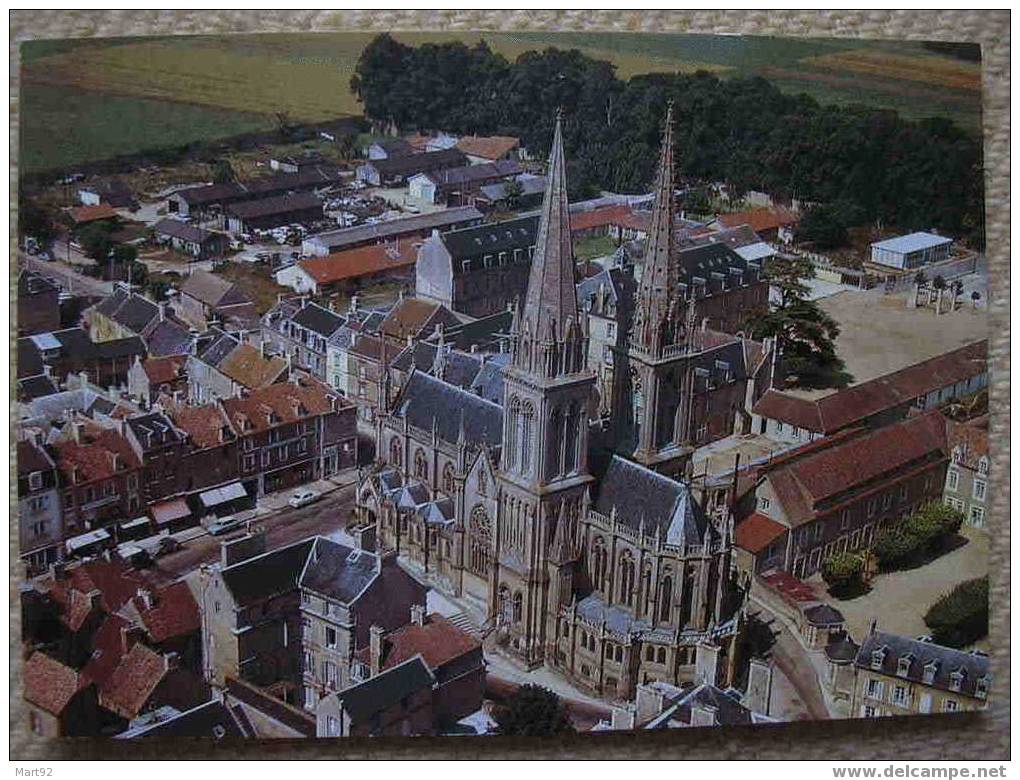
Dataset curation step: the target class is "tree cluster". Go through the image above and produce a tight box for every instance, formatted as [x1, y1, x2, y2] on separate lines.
[923, 576, 989, 648]
[351, 34, 984, 245]
[873, 501, 965, 571]
[821, 551, 868, 598]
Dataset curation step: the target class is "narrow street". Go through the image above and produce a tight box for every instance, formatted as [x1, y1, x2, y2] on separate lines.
[20, 250, 113, 297]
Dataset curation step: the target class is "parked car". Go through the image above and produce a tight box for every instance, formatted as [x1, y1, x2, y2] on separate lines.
[288, 488, 322, 509]
[207, 515, 248, 536]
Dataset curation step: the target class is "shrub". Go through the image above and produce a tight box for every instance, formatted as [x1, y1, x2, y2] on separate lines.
[924, 576, 989, 648]
[874, 502, 965, 570]
[873, 526, 922, 570]
[821, 552, 867, 595]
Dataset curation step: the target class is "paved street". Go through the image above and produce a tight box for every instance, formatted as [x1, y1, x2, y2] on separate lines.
[149, 481, 357, 581]
[20, 251, 113, 297]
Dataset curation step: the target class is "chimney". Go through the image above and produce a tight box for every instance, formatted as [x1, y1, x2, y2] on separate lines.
[164, 651, 180, 671]
[406, 334, 413, 347]
[136, 587, 154, 610]
[635, 684, 665, 725]
[410, 603, 426, 627]
[159, 303, 166, 322]
[259, 339, 266, 358]
[690, 701, 718, 728]
[349, 294, 359, 313]
[369, 625, 385, 677]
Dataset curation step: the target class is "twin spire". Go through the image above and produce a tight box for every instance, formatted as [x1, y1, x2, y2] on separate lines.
[632, 102, 681, 356]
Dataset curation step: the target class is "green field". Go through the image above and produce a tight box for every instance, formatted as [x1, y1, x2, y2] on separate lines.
[18, 31, 982, 174]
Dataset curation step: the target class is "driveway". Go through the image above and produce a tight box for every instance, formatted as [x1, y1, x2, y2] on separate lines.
[814, 525, 989, 643]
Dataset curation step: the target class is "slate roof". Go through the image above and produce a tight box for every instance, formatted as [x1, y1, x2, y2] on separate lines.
[18, 374, 59, 401]
[17, 438, 56, 476]
[479, 174, 547, 202]
[292, 302, 345, 337]
[226, 191, 323, 220]
[298, 538, 379, 603]
[423, 159, 522, 187]
[118, 700, 249, 739]
[197, 330, 240, 368]
[338, 656, 434, 723]
[366, 147, 467, 179]
[802, 603, 845, 627]
[441, 214, 539, 272]
[175, 166, 345, 207]
[394, 371, 503, 448]
[372, 138, 415, 157]
[180, 269, 242, 308]
[94, 290, 161, 335]
[306, 206, 483, 253]
[752, 341, 988, 434]
[153, 218, 219, 245]
[855, 631, 989, 698]
[24, 652, 87, 715]
[19, 269, 59, 297]
[592, 454, 706, 546]
[668, 683, 759, 727]
[825, 632, 861, 664]
[219, 538, 316, 608]
[126, 411, 185, 451]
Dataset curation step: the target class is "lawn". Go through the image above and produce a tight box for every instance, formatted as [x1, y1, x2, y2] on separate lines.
[573, 234, 619, 262]
[18, 31, 984, 174]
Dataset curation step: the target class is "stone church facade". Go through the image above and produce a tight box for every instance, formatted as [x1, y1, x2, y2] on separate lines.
[356, 111, 744, 702]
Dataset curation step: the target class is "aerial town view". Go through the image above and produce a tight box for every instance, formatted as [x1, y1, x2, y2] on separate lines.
[15, 31, 990, 740]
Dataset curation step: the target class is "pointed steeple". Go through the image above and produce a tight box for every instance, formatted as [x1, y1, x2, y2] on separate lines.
[515, 110, 580, 372]
[633, 102, 679, 355]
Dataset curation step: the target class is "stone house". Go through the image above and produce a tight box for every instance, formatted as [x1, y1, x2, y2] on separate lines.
[943, 415, 990, 528]
[850, 630, 989, 717]
[262, 299, 346, 381]
[17, 437, 64, 574]
[175, 269, 255, 331]
[736, 412, 950, 578]
[298, 537, 427, 708]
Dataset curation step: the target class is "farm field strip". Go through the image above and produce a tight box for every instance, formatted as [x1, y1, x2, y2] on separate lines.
[801, 49, 981, 92]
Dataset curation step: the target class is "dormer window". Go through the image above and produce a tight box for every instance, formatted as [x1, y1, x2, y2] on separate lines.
[897, 654, 914, 677]
[923, 660, 939, 685]
[871, 647, 887, 670]
[949, 668, 965, 692]
[975, 676, 988, 699]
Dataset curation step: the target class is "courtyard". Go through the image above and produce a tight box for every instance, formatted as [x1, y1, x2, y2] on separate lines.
[808, 524, 990, 648]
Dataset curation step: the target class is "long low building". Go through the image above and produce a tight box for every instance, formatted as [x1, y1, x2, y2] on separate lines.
[167, 166, 345, 218]
[407, 159, 522, 206]
[276, 241, 419, 295]
[751, 340, 988, 444]
[301, 206, 483, 257]
[152, 219, 230, 261]
[225, 192, 324, 233]
[356, 148, 467, 187]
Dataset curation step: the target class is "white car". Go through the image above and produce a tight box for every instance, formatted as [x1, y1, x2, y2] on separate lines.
[289, 488, 322, 508]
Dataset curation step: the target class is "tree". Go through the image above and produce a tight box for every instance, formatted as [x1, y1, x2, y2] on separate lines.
[493, 684, 574, 737]
[18, 195, 57, 247]
[874, 502, 964, 570]
[743, 255, 850, 389]
[76, 221, 116, 263]
[503, 176, 524, 210]
[795, 204, 848, 250]
[821, 552, 867, 597]
[337, 134, 358, 161]
[971, 290, 982, 309]
[111, 243, 138, 266]
[212, 159, 236, 184]
[924, 576, 989, 648]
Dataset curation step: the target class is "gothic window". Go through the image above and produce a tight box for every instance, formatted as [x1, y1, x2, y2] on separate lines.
[506, 397, 521, 469]
[512, 592, 523, 624]
[414, 449, 428, 481]
[520, 402, 535, 475]
[679, 571, 696, 627]
[442, 463, 456, 495]
[468, 506, 492, 577]
[591, 537, 607, 591]
[619, 551, 636, 607]
[641, 563, 653, 618]
[564, 403, 580, 474]
[389, 437, 402, 468]
[548, 407, 563, 478]
[659, 572, 673, 623]
[497, 585, 511, 626]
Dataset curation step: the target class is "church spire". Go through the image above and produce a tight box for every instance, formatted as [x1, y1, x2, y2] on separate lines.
[523, 109, 576, 339]
[633, 102, 679, 356]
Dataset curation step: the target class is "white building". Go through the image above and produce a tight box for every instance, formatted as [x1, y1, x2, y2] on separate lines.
[870, 232, 953, 270]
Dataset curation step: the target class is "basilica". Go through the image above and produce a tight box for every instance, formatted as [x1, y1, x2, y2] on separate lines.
[355, 108, 749, 701]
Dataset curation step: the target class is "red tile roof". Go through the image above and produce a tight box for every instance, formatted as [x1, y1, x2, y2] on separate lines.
[69, 204, 119, 224]
[46, 559, 144, 615]
[51, 422, 141, 485]
[717, 206, 798, 233]
[759, 569, 819, 604]
[764, 412, 949, 526]
[753, 341, 988, 434]
[298, 241, 417, 286]
[220, 376, 336, 435]
[81, 614, 135, 689]
[134, 581, 200, 643]
[380, 614, 480, 672]
[165, 402, 235, 450]
[570, 204, 644, 233]
[141, 355, 187, 386]
[99, 643, 168, 719]
[24, 652, 88, 715]
[455, 135, 520, 161]
[735, 513, 788, 555]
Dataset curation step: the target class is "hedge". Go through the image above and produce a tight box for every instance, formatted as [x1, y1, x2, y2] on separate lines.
[923, 576, 989, 648]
